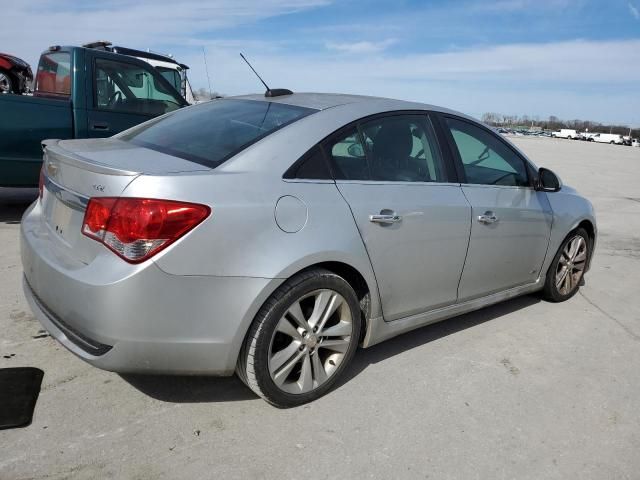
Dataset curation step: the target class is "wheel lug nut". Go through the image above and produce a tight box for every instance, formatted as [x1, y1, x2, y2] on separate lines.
[313, 327, 318, 332]
[299, 345, 304, 351]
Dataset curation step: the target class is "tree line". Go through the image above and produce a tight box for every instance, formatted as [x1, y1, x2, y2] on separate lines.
[481, 113, 639, 138]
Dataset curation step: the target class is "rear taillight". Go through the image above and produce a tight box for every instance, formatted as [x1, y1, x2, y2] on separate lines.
[82, 198, 210, 263]
[38, 166, 45, 199]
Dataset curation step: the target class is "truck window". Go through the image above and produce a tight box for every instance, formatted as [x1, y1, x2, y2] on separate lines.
[156, 67, 182, 93]
[94, 58, 182, 116]
[34, 52, 71, 98]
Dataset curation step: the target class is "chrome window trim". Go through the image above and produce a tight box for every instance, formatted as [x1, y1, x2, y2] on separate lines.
[335, 180, 461, 187]
[459, 183, 535, 191]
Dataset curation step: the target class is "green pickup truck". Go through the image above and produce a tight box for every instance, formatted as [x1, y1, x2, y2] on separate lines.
[0, 45, 188, 187]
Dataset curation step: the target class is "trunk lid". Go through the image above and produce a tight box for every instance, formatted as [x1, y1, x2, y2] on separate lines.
[40, 138, 209, 265]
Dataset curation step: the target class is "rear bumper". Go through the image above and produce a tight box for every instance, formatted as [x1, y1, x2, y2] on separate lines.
[21, 202, 283, 375]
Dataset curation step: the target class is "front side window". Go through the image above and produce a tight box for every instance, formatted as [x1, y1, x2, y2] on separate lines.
[94, 58, 183, 116]
[446, 117, 529, 187]
[118, 99, 315, 168]
[328, 115, 446, 182]
[34, 52, 71, 98]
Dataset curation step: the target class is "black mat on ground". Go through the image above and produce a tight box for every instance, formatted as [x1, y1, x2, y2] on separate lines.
[0, 367, 44, 430]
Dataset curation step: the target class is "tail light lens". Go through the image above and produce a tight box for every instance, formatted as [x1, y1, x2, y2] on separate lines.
[82, 197, 210, 263]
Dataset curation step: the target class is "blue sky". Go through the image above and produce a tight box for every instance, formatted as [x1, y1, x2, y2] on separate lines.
[3, 0, 640, 125]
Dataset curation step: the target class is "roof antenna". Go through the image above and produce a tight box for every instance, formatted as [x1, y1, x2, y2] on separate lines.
[239, 53, 293, 98]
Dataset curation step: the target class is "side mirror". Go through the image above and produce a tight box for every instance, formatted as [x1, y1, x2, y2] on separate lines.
[536, 167, 562, 192]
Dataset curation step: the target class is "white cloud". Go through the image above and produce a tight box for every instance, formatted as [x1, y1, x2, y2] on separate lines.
[470, 0, 577, 12]
[181, 38, 640, 125]
[325, 39, 397, 54]
[629, 2, 640, 19]
[0, 0, 330, 67]
[2, 1, 638, 124]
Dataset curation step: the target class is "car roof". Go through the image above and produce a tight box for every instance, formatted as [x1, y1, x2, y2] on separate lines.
[224, 91, 537, 172]
[231, 92, 465, 117]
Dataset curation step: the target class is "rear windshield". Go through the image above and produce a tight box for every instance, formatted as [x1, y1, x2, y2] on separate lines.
[118, 99, 315, 168]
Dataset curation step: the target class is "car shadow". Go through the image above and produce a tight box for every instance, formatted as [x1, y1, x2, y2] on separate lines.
[121, 373, 256, 403]
[121, 294, 541, 404]
[0, 188, 37, 224]
[339, 294, 541, 387]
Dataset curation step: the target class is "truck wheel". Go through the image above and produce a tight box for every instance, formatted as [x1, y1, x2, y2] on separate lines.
[0, 69, 14, 94]
[610, 141, 615, 144]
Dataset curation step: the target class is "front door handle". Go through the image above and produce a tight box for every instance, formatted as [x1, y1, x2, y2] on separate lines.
[369, 211, 402, 225]
[90, 122, 110, 131]
[477, 211, 499, 224]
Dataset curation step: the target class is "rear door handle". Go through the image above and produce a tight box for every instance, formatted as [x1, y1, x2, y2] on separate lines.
[369, 212, 402, 224]
[90, 122, 110, 131]
[477, 211, 499, 224]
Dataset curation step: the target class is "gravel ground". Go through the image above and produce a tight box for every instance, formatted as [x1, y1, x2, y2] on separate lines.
[1, 138, 639, 480]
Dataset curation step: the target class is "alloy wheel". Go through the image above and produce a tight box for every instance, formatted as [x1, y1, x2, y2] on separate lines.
[268, 289, 353, 394]
[555, 235, 587, 295]
[0, 72, 12, 93]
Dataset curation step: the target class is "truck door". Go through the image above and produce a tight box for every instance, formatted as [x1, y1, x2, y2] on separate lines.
[85, 54, 185, 138]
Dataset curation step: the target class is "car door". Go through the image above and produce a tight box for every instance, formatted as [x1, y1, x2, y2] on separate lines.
[327, 113, 471, 321]
[439, 115, 553, 301]
[86, 54, 184, 138]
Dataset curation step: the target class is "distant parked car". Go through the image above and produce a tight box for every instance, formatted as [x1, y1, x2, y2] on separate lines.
[0, 53, 33, 94]
[22, 92, 597, 406]
[580, 132, 597, 142]
[592, 133, 624, 145]
[551, 129, 578, 139]
[632, 139, 640, 148]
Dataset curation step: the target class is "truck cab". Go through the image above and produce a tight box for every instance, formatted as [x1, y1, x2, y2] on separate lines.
[83, 41, 196, 104]
[0, 45, 187, 187]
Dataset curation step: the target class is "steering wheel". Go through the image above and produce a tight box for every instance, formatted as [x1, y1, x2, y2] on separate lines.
[107, 90, 123, 108]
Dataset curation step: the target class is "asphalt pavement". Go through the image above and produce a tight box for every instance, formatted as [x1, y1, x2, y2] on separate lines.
[1, 138, 639, 479]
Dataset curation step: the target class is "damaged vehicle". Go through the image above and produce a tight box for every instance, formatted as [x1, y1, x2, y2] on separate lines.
[0, 52, 33, 94]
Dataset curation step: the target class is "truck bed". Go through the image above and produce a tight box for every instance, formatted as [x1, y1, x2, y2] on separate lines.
[0, 94, 72, 187]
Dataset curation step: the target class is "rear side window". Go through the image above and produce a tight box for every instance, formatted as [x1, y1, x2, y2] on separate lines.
[327, 115, 446, 182]
[34, 52, 71, 98]
[329, 128, 369, 180]
[285, 146, 331, 179]
[119, 99, 315, 168]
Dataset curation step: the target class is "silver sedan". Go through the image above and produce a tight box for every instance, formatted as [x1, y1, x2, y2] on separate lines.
[21, 93, 596, 407]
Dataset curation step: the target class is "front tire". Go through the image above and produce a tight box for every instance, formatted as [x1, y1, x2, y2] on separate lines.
[0, 69, 15, 94]
[237, 269, 361, 407]
[542, 228, 590, 302]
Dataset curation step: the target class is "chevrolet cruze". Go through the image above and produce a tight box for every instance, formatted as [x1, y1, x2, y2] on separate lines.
[21, 92, 596, 407]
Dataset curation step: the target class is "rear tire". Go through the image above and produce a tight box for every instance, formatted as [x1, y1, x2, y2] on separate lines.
[237, 268, 361, 407]
[542, 228, 590, 302]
